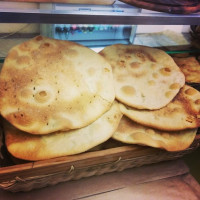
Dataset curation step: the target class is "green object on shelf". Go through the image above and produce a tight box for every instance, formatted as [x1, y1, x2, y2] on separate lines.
[166, 49, 200, 54]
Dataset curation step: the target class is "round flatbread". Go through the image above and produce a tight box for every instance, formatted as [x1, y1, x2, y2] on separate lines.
[0, 36, 115, 134]
[120, 85, 200, 131]
[112, 116, 197, 152]
[173, 56, 200, 83]
[4, 102, 123, 161]
[99, 44, 185, 110]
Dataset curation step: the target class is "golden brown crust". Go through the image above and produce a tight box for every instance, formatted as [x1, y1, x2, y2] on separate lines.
[120, 85, 200, 131]
[99, 44, 185, 110]
[0, 36, 115, 134]
[112, 116, 197, 152]
[173, 56, 200, 83]
[5, 102, 123, 161]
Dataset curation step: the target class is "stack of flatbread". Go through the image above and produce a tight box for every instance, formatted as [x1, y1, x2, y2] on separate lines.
[0, 36, 123, 161]
[100, 44, 200, 152]
[1, 38, 199, 161]
[173, 56, 200, 84]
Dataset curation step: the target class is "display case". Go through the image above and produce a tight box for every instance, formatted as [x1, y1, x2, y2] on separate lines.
[0, 0, 200, 192]
[0, 1, 200, 24]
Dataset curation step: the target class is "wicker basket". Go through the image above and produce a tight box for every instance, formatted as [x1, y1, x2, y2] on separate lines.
[0, 133, 199, 192]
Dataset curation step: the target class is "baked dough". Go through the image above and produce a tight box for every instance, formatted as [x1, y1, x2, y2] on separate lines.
[100, 44, 185, 110]
[120, 85, 200, 131]
[113, 116, 197, 151]
[173, 56, 200, 83]
[0, 36, 115, 134]
[5, 102, 123, 161]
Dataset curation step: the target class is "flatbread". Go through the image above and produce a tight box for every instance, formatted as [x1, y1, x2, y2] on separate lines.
[0, 36, 115, 134]
[99, 44, 185, 110]
[4, 102, 123, 161]
[112, 116, 197, 152]
[120, 85, 200, 131]
[173, 56, 200, 83]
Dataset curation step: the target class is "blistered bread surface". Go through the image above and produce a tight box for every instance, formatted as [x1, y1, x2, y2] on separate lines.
[100, 44, 185, 110]
[0, 36, 115, 134]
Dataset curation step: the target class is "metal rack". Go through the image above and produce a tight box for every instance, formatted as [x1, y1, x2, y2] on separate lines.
[0, 1, 200, 25]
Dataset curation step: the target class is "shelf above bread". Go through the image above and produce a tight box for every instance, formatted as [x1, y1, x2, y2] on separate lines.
[0, 1, 199, 24]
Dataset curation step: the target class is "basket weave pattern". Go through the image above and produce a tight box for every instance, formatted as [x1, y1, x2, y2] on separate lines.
[1, 136, 199, 192]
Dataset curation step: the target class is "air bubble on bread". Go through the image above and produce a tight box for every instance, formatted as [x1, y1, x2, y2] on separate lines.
[39, 42, 51, 49]
[104, 67, 110, 72]
[121, 86, 135, 96]
[34, 90, 50, 103]
[185, 88, 197, 96]
[195, 99, 200, 105]
[130, 62, 141, 69]
[148, 80, 155, 86]
[159, 67, 171, 76]
[165, 91, 173, 98]
[151, 63, 157, 70]
[146, 129, 155, 135]
[136, 52, 145, 62]
[152, 73, 159, 79]
[118, 60, 126, 68]
[19, 42, 30, 52]
[44, 43, 50, 47]
[39, 91, 47, 97]
[170, 83, 180, 90]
